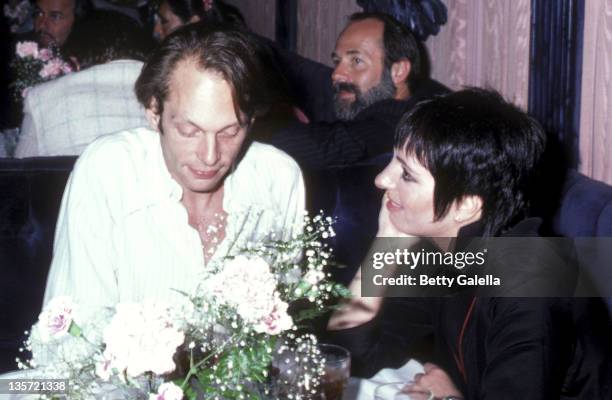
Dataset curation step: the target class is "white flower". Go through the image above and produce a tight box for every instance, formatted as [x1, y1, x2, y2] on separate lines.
[101, 302, 184, 378]
[204, 255, 293, 334]
[36, 296, 76, 342]
[281, 266, 302, 284]
[149, 382, 183, 400]
[303, 270, 325, 286]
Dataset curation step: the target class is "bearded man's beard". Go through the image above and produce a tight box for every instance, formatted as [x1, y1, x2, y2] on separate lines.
[333, 69, 396, 121]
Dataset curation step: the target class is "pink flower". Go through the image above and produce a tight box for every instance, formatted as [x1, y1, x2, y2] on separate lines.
[21, 87, 30, 99]
[37, 296, 76, 342]
[203, 255, 294, 334]
[149, 382, 183, 400]
[16, 41, 39, 58]
[39, 58, 65, 79]
[61, 63, 73, 74]
[254, 299, 293, 335]
[38, 48, 53, 62]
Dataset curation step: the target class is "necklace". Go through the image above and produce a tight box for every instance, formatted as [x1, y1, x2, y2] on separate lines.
[195, 212, 227, 260]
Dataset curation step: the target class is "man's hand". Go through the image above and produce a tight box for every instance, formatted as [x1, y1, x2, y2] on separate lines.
[407, 363, 463, 399]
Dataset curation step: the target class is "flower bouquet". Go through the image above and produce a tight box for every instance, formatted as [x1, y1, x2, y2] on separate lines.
[9, 41, 73, 100]
[18, 215, 350, 399]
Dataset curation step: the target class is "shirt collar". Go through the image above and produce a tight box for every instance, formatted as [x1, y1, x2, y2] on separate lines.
[142, 132, 182, 205]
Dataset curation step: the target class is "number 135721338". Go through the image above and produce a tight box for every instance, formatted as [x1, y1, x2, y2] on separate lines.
[0, 379, 68, 395]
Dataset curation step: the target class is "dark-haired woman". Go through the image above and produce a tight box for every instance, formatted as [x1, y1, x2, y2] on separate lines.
[328, 88, 611, 399]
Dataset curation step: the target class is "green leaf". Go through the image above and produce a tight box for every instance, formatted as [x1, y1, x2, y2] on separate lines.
[68, 321, 82, 337]
[331, 284, 353, 299]
[293, 307, 327, 322]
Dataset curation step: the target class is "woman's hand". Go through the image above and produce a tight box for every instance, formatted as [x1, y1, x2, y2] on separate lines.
[407, 363, 463, 399]
[377, 193, 413, 238]
[327, 269, 383, 330]
[329, 194, 416, 330]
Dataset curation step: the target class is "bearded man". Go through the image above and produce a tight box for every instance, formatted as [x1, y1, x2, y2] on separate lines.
[32, 0, 91, 49]
[270, 12, 449, 169]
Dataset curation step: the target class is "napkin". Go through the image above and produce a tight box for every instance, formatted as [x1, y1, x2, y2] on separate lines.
[344, 359, 425, 400]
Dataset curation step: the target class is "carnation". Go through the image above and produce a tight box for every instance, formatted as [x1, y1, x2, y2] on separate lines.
[16, 41, 38, 58]
[205, 255, 294, 334]
[38, 48, 53, 62]
[39, 58, 68, 79]
[36, 296, 76, 342]
[101, 302, 184, 377]
[11, 41, 73, 100]
[253, 298, 293, 335]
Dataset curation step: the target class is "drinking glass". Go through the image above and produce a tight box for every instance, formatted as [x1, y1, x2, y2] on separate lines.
[318, 343, 351, 400]
[374, 382, 433, 400]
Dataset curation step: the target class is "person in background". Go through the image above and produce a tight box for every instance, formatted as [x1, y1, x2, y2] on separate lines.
[269, 12, 448, 170]
[15, 10, 154, 157]
[2, 0, 92, 129]
[327, 88, 612, 399]
[153, 0, 245, 40]
[61, 8, 153, 69]
[32, 0, 92, 49]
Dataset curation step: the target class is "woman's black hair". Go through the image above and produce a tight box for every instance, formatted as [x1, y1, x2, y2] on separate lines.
[395, 88, 546, 236]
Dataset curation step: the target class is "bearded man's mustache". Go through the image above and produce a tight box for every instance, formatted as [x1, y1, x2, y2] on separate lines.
[37, 31, 56, 44]
[333, 82, 360, 96]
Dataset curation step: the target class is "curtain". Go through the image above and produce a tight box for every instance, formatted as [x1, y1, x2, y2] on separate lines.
[579, 0, 612, 185]
[425, 0, 531, 109]
[528, 0, 584, 169]
[224, 0, 277, 40]
[296, 0, 361, 65]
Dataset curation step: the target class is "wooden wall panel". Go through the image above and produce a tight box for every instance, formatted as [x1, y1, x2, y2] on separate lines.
[579, 0, 612, 184]
[296, 0, 361, 65]
[425, 0, 531, 109]
[224, 0, 276, 40]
